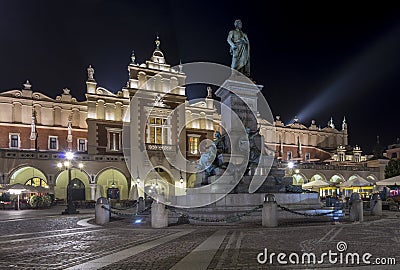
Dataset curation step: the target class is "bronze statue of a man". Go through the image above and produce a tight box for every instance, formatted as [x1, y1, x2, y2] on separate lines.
[227, 19, 250, 77]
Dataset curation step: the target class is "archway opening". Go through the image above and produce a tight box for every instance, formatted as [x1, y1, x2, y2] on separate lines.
[55, 169, 90, 201]
[96, 168, 128, 200]
[70, 178, 86, 201]
[292, 173, 307, 185]
[310, 173, 326, 182]
[144, 167, 173, 203]
[10, 166, 47, 186]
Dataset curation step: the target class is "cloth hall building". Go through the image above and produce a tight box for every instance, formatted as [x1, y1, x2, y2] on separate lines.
[0, 38, 384, 202]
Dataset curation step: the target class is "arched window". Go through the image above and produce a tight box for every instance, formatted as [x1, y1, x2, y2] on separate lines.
[25, 177, 47, 187]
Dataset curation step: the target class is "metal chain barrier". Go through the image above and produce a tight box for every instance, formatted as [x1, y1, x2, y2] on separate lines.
[276, 203, 344, 217]
[101, 202, 344, 221]
[101, 204, 151, 218]
[109, 201, 138, 211]
[166, 205, 263, 223]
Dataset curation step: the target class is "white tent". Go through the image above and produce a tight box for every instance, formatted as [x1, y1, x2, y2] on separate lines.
[339, 177, 372, 188]
[375, 175, 400, 186]
[302, 179, 330, 189]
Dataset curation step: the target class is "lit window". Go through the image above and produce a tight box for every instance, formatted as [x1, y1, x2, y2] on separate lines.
[188, 135, 200, 155]
[9, 133, 20, 148]
[146, 117, 171, 145]
[287, 151, 292, 160]
[107, 128, 122, 151]
[25, 177, 47, 187]
[77, 138, 87, 152]
[49, 136, 58, 150]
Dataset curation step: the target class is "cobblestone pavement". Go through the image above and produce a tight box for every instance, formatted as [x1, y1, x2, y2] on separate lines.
[0, 207, 399, 270]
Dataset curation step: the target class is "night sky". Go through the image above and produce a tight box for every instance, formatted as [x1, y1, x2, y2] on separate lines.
[1, 1, 400, 153]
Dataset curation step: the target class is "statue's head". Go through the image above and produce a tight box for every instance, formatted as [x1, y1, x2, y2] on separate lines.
[245, 127, 250, 134]
[234, 19, 242, 29]
[215, 131, 221, 138]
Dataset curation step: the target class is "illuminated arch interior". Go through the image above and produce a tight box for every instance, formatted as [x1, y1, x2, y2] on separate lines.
[97, 169, 128, 200]
[10, 166, 47, 186]
[310, 173, 326, 182]
[292, 173, 307, 185]
[55, 169, 90, 200]
[330, 174, 344, 183]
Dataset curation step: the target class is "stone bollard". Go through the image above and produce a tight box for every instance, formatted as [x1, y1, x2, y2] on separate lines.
[95, 197, 110, 225]
[151, 201, 168, 228]
[371, 194, 382, 216]
[138, 197, 145, 212]
[349, 193, 363, 222]
[262, 194, 278, 227]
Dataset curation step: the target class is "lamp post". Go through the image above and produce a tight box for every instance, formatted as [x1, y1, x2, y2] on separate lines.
[58, 151, 83, 215]
[179, 170, 184, 186]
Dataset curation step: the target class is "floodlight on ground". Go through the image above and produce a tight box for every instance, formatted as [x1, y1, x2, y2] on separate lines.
[288, 162, 294, 169]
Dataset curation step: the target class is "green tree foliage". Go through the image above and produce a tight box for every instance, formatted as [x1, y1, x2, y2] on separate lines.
[385, 159, 400, 178]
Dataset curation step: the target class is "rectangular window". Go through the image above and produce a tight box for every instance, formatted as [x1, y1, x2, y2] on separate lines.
[49, 136, 58, 150]
[391, 152, 397, 159]
[287, 151, 292, 160]
[188, 135, 200, 155]
[107, 128, 122, 152]
[147, 117, 171, 145]
[9, 134, 20, 148]
[305, 153, 310, 161]
[77, 138, 87, 152]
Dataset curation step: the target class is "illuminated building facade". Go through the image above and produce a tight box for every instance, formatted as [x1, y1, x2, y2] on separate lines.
[0, 38, 383, 202]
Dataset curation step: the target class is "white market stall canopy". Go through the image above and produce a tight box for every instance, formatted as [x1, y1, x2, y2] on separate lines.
[302, 179, 330, 189]
[375, 175, 400, 186]
[339, 177, 372, 188]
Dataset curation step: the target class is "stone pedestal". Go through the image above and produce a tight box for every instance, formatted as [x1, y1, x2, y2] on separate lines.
[262, 195, 278, 227]
[216, 79, 262, 132]
[215, 79, 263, 155]
[151, 201, 168, 228]
[349, 193, 363, 222]
[95, 197, 110, 225]
[371, 198, 382, 216]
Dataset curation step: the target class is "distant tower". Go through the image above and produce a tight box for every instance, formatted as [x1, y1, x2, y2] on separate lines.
[342, 116, 348, 145]
[328, 117, 335, 129]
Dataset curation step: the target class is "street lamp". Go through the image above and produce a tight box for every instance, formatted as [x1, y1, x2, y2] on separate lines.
[179, 170, 184, 185]
[58, 151, 83, 215]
